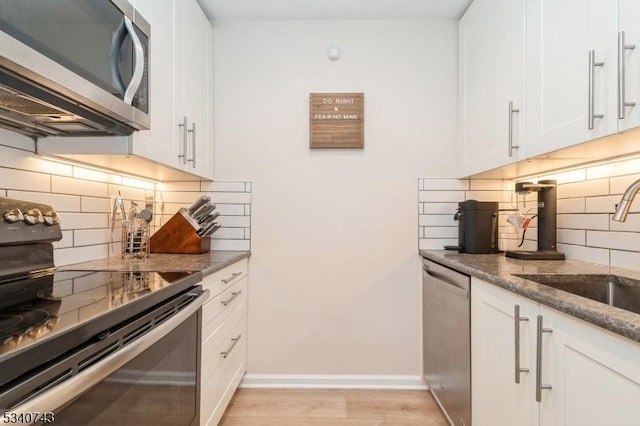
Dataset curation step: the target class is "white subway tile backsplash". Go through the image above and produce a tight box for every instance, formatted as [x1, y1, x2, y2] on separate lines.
[423, 227, 457, 239]
[418, 191, 466, 203]
[587, 231, 640, 251]
[7, 191, 81, 212]
[610, 213, 640, 232]
[216, 204, 247, 216]
[217, 215, 251, 228]
[0, 168, 50, 192]
[558, 244, 609, 264]
[610, 173, 640, 195]
[422, 202, 458, 214]
[55, 245, 110, 266]
[465, 190, 511, 202]
[155, 191, 203, 204]
[557, 214, 610, 230]
[81, 196, 111, 213]
[419, 238, 457, 250]
[74, 229, 112, 246]
[212, 227, 246, 239]
[557, 198, 586, 214]
[469, 180, 509, 191]
[208, 192, 252, 204]
[211, 239, 251, 251]
[52, 176, 108, 197]
[585, 195, 621, 214]
[159, 181, 201, 192]
[557, 229, 586, 245]
[557, 179, 609, 199]
[201, 181, 246, 192]
[610, 250, 640, 270]
[57, 213, 109, 230]
[419, 214, 456, 227]
[420, 178, 469, 191]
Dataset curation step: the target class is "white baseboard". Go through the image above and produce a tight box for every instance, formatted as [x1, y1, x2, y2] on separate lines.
[240, 374, 428, 390]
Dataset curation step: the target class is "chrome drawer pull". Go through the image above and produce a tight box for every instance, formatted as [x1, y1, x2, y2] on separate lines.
[221, 290, 242, 306]
[514, 305, 530, 384]
[221, 272, 243, 284]
[220, 335, 241, 359]
[535, 315, 553, 402]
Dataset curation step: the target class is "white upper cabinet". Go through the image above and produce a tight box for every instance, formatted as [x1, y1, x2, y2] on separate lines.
[617, 0, 640, 132]
[458, 0, 526, 177]
[136, 0, 214, 180]
[526, 0, 618, 158]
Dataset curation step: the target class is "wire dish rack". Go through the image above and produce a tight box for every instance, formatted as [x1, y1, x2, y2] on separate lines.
[121, 218, 150, 259]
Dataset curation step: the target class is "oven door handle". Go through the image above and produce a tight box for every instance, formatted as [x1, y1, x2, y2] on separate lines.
[6, 288, 210, 423]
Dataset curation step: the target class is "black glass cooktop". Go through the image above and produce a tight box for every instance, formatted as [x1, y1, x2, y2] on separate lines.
[0, 269, 201, 387]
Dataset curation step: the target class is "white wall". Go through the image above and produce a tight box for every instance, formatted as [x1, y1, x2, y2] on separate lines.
[213, 20, 458, 375]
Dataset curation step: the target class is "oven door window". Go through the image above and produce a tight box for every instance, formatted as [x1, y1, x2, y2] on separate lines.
[54, 312, 199, 425]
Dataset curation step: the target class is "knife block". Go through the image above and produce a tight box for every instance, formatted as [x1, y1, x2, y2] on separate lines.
[150, 209, 210, 254]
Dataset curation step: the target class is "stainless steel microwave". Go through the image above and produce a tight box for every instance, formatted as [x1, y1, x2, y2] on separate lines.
[0, 0, 150, 137]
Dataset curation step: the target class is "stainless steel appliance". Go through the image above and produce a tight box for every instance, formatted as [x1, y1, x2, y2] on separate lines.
[0, 0, 150, 137]
[422, 258, 471, 426]
[0, 196, 207, 425]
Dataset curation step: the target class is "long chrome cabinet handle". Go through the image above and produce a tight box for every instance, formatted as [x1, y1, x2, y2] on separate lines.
[187, 122, 196, 167]
[618, 31, 636, 119]
[588, 50, 605, 130]
[508, 101, 520, 157]
[220, 335, 242, 358]
[514, 305, 530, 384]
[178, 116, 188, 164]
[222, 272, 243, 284]
[535, 315, 553, 402]
[221, 290, 242, 306]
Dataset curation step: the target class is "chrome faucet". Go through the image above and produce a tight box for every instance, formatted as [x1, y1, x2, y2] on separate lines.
[612, 178, 640, 221]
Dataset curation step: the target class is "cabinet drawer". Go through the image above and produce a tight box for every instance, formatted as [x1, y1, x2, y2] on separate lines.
[201, 303, 247, 378]
[200, 314, 247, 426]
[202, 258, 248, 302]
[202, 277, 247, 343]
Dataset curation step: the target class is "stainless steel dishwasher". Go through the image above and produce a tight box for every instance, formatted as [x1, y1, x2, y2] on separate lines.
[422, 258, 471, 426]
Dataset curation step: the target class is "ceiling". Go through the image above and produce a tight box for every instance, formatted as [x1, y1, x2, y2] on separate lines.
[197, 0, 473, 22]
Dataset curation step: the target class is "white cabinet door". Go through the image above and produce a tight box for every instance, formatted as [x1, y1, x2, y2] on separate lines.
[526, 0, 618, 158]
[539, 305, 640, 426]
[459, 0, 526, 177]
[471, 278, 538, 426]
[132, 0, 181, 169]
[617, 0, 640, 131]
[180, 0, 214, 179]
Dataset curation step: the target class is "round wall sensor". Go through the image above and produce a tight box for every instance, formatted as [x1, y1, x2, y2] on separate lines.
[328, 46, 340, 61]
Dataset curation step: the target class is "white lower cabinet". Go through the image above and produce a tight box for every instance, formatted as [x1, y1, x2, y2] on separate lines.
[472, 277, 640, 426]
[200, 259, 248, 426]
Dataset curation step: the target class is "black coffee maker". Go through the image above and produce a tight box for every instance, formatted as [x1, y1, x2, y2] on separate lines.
[445, 200, 499, 254]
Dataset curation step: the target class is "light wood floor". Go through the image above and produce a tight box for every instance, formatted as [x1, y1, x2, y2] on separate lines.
[218, 388, 449, 426]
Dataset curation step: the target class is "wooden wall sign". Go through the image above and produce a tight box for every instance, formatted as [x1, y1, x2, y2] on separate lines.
[309, 93, 364, 149]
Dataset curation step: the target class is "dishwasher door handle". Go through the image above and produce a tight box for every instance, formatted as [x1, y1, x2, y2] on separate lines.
[423, 265, 469, 298]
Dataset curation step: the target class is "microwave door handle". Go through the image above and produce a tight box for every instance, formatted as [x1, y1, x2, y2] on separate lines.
[109, 19, 128, 96]
[123, 16, 145, 105]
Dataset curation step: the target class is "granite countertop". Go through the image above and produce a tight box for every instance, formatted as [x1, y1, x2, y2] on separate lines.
[60, 250, 250, 277]
[419, 250, 640, 343]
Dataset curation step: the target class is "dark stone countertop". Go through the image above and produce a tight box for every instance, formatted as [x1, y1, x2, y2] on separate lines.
[59, 251, 250, 277]
[419, 250, 640, 344]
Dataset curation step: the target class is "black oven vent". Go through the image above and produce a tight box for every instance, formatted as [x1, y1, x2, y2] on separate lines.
[77, 341, 120, 372]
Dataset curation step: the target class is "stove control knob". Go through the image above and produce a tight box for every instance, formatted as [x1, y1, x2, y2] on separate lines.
[3, 208, 24, 223]
[43, 210, 60, 226]
[24, 208, 43, 225]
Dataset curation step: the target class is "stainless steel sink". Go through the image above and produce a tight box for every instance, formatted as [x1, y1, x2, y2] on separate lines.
[513, 274, 640, 315]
